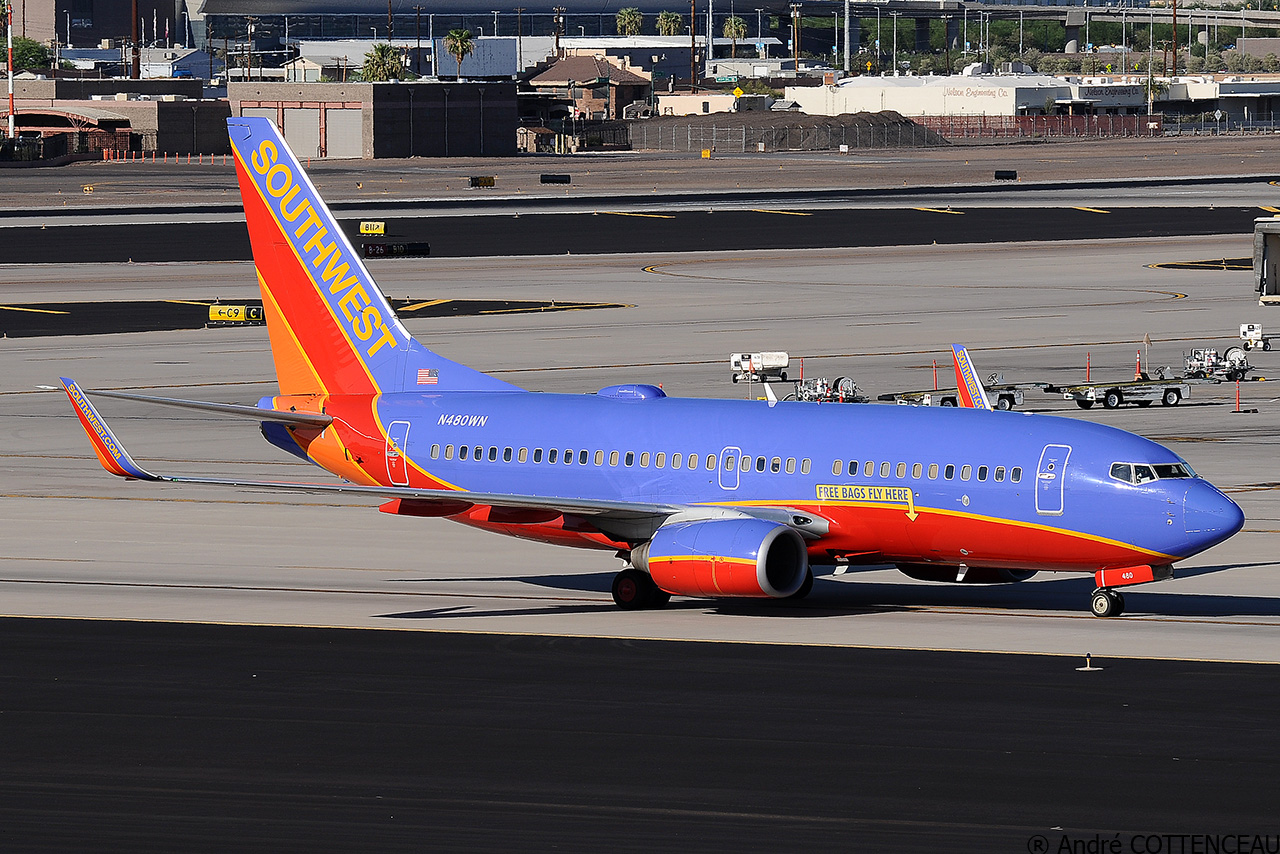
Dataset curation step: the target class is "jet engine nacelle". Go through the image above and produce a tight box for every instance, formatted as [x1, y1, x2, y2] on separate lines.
[897, 564, 1038, 584]
[631, 518, 808, 598]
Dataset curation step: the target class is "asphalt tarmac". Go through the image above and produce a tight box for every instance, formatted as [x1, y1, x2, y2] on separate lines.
[0, 205, 1268, 264]
[4, 618, 1277, 854]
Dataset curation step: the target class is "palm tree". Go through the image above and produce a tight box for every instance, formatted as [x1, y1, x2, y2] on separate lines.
[616, 7, 644, 36]
[445, 29, 474, 81]
[361, 42, 406, 81]
[656, 11, 683, 36]
[723, 16, 747, 59]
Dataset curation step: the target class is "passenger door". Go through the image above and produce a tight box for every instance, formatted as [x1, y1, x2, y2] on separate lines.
[1035, 444, 1071, 516]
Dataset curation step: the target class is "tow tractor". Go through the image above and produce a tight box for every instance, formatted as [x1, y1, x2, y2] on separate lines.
[1240, 323, 1272, 351]
[878, 373, 1045, 410]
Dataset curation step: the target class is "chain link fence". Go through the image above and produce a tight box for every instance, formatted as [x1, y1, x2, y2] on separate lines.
[916, 114, 1164, 139]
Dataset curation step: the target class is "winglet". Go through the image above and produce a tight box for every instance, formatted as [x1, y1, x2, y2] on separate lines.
[60, 379, 158, 480]
[951, 345, 992, 410]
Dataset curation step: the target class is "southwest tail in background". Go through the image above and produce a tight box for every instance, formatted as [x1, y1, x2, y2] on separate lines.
[227, 117, 518, 397]
[951, 345, 991, 410]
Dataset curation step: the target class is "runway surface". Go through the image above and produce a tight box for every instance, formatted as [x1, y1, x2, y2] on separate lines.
[0, 205, 1270, 264]
[4, 618, 1277, 853]
[2, 236, 1277, 663]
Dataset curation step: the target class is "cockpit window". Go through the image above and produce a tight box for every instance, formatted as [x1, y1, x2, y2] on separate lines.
[1111, 461, 1193, 485]
[1153, 463, 1194, 479]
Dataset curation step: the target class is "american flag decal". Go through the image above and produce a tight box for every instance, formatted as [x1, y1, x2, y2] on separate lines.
[417, 368, 439, 385]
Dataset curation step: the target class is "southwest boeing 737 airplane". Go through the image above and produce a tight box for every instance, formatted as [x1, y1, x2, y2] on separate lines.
[62, 116, 1244, 618]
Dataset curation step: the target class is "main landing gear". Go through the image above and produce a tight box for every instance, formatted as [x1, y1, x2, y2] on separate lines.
[611, 568, 671, 610]
[1090, 588, 1126, 618]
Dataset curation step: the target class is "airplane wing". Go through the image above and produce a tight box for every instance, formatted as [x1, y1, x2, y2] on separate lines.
[60, 378, 686, 539]
[79, 387, 333, 427]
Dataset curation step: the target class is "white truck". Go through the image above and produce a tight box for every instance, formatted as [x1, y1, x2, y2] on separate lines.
[730, 352, 790, 383]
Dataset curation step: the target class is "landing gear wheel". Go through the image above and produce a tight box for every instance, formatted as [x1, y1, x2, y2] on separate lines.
[1076, 400, 1095, 410]
[1090, 589, 1125, 618]
[1103, 390, 1123, 410]
[787, 570, 814, 600]
[1162, 388, 1181, 406]
[612, 568, 662, 610]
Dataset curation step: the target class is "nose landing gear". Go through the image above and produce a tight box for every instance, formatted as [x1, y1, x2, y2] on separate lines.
[1090, 588, 1126, 618]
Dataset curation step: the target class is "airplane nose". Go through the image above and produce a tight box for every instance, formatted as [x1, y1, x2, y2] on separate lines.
[1183, 481, 1245, 548]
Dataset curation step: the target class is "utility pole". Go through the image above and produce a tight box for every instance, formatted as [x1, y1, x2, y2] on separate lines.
[790, 3, 801, 64]
[7, 1, 15, 141]
[387, 0, 393, 42]
[842, 0, 849, 73]
[514, 7, 524, 73]
[131, 0, 139, 78]
[689, 0, 696, 88]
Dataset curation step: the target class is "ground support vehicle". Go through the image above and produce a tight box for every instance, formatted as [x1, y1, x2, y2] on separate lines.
[877, 382, 1044, 411]
[730, 352, 790, 383]
[785, 376, 868, 403]
[1241, 323, 1272, 351]
[1185, 347, 1253, 382]
[1045, 379, 1192, 410]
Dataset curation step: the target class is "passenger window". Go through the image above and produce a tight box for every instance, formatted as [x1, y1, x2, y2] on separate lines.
[977, 465, 987, 481]
[689, 454, 699, 470]
[928, 463, 938, 479]
[548, 448, 558, 464]
[756, 457, 766, 472]
[896, 463, 906, 478]
[801, 459, 812, 474]
[706, 454, 717, 470]
[532, 448, 542, 463]
[474, 446, 482, 460]
[640, 452, 650, 467]
[672, 452, 682, 469]
[594, 450, 604, 466]
[518, 448, 528, 463]
[846, 460, 858, 476]
[880, 462, 890, 478]
[564, 449, 573, 464]
[771, 457, 781, 473]
[445, 444, 455, 460]
[960, 464, 971, 481]
[863, 461, 874, 477]
[625, 452, 635, 467]
[727, 455, 738, 471]
[994, 466, 1005, 482]
[430, 443, 440, 459]
[1011, 467, 1022, 483]
[785, 458, 796, 474]
[503, 447, 513, 462]
[944, 464, 955, 480]
[1110, 463, 1133, 483]
[740, 455, 750, 472]
[832, 460, 843, 476]
[912, 463, 922, 478]
[460, 445, 470, 460]
[656, 452, 666, 469]
[579, 450, 589, 465]
[609, 451, 620, 466]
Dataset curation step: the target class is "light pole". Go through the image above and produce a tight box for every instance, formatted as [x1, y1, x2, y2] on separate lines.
[756, 7, 763, 39]
[842, 0, 849, 73]
[514, 7, 524, 73]
[492, 10, 499, 36]
[790, 3, 801, 65]
[890, 11, 899, 74]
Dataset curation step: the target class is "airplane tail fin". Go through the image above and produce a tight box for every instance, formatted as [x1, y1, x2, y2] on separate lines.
[226, 117, 519, 397]
[951, 345, 992, 410]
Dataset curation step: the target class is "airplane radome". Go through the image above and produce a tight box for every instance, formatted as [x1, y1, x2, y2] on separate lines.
[61, 116, 1244, 619]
